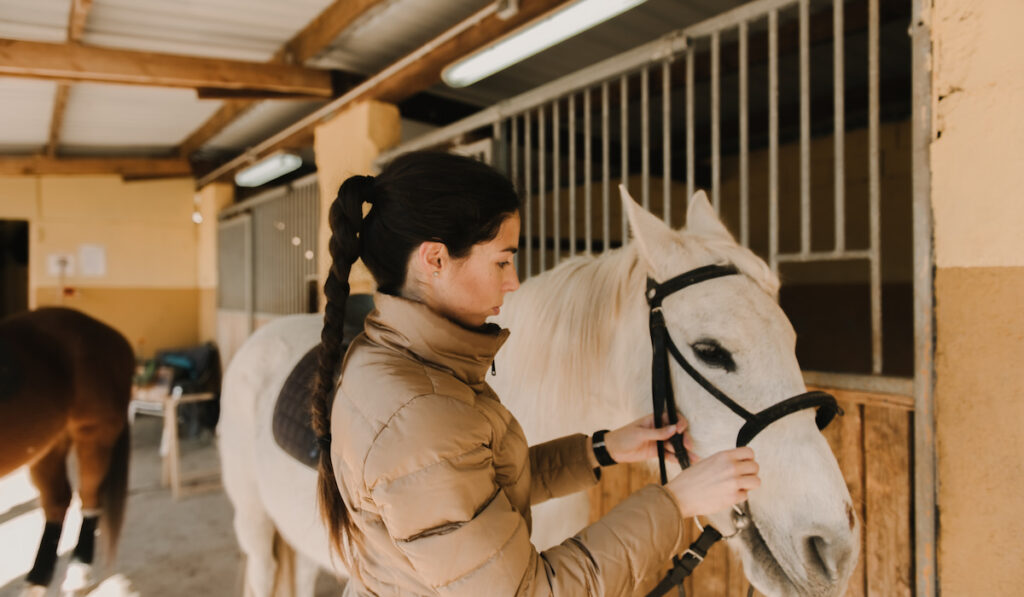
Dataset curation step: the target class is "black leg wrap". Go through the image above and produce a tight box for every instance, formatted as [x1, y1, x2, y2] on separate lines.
[26, 521, 63, 586]
[72, 515, 99, 564]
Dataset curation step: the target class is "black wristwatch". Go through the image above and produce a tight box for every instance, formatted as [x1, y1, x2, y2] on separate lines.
[591, 429, 617, 467]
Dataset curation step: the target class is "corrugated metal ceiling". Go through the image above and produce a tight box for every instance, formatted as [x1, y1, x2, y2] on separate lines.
[0, 0, 756, 160]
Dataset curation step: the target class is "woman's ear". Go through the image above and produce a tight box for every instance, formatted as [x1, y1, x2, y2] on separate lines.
[416, 241, 448, 275]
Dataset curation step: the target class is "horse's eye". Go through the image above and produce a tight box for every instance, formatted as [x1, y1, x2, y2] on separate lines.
[691, 340, 736, 372]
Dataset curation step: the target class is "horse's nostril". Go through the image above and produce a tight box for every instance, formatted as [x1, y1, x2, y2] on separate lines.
[807, 535, 841, 582]
[847, 504, 857, 530]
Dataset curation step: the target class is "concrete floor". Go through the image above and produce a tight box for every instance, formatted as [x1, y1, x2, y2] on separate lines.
[0, 416, 341, 597]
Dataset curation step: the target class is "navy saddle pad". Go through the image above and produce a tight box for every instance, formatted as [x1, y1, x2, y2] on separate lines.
[272, 294, 375, 469]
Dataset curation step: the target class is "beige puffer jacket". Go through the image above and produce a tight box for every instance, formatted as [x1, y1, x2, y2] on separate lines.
[330, 293, 688, 596]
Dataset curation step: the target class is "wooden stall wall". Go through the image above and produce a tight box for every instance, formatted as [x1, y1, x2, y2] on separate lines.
[586, 389, 913, 596]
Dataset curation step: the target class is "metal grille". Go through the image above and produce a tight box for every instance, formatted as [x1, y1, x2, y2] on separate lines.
[217, 215, 250, 312]
[218, 174, 320, 317]
[379, 0, 912, 383]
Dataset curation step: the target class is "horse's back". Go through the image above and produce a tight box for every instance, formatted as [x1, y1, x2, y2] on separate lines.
[0, 307, 134, 475]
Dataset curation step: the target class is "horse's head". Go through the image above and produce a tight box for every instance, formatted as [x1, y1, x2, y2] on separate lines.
[621, 188, 859, 597]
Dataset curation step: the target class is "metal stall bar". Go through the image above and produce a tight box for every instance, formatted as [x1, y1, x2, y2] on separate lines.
[602, 81, 610, 251]
[641, 67, 650, 210]
[662, 61, 672, 225]
[711, 30, 721, 211]
[569, 94, 576, 258]
[684, 0, 797, 38]
[525, 110, 533, 278]
[584, 90, 593, 254]
[739, 19, 750, 247]
[539, 105, 547, 272]
[377, 33, 688, 166]
[553, 101, 561, 267]
[776, 250, 872, 263]
[868, 0, 882, 374]
[686, 46, 695, 202]
[911, 0, 936, 592]
[511, 116, 519, 273]
[492, 121, 502, 172]
[620, 74, 629, 242]
[769, 9, 779, 272]
[833, 0, 846, 252]
[800, 0, 811, 254]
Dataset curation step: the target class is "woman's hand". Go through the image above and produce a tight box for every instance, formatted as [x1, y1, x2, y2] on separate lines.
[603, 414, 695, 464]
[664, 447, 760, 519]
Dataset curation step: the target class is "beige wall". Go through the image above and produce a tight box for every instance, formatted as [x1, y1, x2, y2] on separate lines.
[931, 0, 1024, 594]
[313, 100, 401, 298]
[0, 174, 203, 357]
[196, 183, 234, 344]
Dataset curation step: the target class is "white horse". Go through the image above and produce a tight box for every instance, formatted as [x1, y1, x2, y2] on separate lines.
[218, 190, 859, 597]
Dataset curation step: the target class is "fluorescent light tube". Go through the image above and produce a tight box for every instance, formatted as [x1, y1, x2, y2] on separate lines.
[443, 0, 648, 88]
[235, 152, 303, 187]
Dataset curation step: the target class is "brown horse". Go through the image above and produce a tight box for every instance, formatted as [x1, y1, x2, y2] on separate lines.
[0, 307, 134, 595]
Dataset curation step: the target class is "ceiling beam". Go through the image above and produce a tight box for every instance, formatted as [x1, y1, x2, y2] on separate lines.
[178, 0, 383, 158]
[46, 0, 94, 157]
[0, 156, 192, 177]
[66, 0, 93, 41]
[0, 38, 334, 97]
[45, 85, 71, 158]
[197, 0, 571, 186]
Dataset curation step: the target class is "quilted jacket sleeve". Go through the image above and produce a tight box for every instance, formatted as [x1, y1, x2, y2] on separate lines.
[363, 393, 688, 596]
[528, 434, 601, 506]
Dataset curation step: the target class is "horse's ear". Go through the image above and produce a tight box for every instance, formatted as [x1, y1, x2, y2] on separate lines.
[686, 190, 735, 242]
[619, 184, 680, 277]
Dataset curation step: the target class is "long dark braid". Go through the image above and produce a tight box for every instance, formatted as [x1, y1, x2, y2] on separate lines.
[311, 175, 372, 557]
[311, 151, 521, 560]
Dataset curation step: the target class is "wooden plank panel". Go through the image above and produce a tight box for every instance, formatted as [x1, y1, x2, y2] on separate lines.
[823, 400, 867, 597]
[0, 39, 333, 96]
[864, 406, 912, 596]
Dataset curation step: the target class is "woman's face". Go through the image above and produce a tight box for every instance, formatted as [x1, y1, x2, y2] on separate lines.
[434, 213, 521, 328]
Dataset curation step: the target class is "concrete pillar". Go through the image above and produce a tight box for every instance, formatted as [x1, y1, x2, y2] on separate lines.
[195, 183, 233, 344]
[931, 1, 1024, 593]
[313, 100, 401, 303]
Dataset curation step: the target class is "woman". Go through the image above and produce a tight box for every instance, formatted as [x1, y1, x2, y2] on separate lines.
[311, 151, 759, 596]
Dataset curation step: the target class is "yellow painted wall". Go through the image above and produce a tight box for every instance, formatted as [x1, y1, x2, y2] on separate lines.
[931, 0, 1024, 594]
[196, 183, 234, 344]
[0, 174, 202, 357]
[313, 100, 401, 298]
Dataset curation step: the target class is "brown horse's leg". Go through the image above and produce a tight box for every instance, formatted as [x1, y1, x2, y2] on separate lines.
[69, 420, 125, 565]
[25, 433, 73, 587]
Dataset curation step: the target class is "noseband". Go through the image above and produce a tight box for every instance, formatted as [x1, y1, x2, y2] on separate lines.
[644, 264, 842, 597]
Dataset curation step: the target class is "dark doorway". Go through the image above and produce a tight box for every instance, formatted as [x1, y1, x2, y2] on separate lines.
[0, 220, 29, 319]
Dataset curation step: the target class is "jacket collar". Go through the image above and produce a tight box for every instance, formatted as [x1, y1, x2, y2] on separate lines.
[364, 292, 510, 386]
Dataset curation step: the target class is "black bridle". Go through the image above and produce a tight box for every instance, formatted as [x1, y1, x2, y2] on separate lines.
[643, 264, 842, 597]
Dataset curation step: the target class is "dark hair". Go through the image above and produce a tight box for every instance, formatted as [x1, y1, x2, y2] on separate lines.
[311, 151, 520, 558]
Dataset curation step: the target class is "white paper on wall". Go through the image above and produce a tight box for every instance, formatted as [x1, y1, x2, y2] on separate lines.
[47, 253, 75, 277]
[78, 244, 107, 277]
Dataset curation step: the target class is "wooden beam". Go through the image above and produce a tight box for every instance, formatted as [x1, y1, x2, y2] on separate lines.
[46, 0, 94, 157]
[66, 0, 93, 41]
[0, 156, 192, 177]
[0, 38, 333, 97]
[282, 0, 383, 65]
[198, 0, 571, 185]
[178, 0, 383, 158]
[46, 85, 71, 158]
